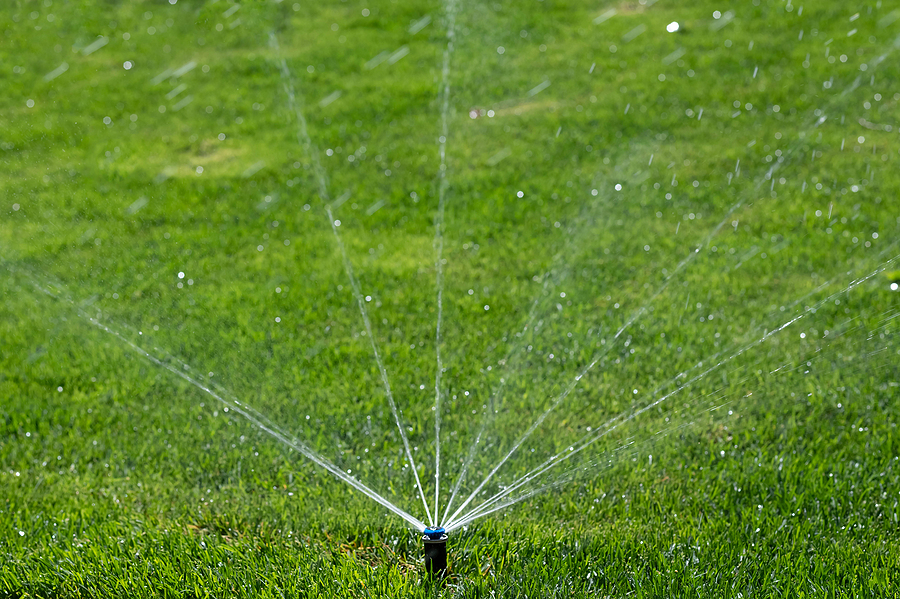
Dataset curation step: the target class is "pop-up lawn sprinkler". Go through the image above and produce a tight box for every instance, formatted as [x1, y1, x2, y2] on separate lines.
[422, 527, 448, 577]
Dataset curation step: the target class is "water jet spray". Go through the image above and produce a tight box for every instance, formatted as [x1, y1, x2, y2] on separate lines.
[422, 527, 448, 577]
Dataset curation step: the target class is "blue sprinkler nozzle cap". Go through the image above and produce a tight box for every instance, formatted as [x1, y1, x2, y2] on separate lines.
[423, 527, 446, 540]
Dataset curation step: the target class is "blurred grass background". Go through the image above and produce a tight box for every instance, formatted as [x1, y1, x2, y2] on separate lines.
[2, 0, 900, 596]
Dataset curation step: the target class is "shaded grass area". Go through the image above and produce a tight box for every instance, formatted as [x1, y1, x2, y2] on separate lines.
[2, 0, 900, 596]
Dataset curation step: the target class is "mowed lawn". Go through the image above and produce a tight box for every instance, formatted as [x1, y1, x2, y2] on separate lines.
[2, 0, 900, 596]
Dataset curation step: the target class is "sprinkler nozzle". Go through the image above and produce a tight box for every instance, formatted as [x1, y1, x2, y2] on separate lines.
[422, 527, 448, 577]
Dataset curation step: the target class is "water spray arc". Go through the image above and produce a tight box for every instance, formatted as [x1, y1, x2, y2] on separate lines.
[420, 0, 458, 574]
[269, 32, 434, 527]
[441, 252, 900, 532]
[430, 0, 457, 530]
[15, 273, 430, 532]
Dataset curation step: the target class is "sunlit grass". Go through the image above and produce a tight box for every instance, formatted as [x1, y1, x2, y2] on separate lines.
[2, 0, 900, 596]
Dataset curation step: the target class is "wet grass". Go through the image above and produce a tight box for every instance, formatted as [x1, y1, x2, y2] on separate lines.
[2, 0, 900, 596]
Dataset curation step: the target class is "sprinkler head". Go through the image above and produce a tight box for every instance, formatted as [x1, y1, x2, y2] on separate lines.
[422, 527, 448, 577]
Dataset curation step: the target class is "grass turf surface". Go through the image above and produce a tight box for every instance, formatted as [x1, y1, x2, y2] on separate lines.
[2, 0, 900, 596]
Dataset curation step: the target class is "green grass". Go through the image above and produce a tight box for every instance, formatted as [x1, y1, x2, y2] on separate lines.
[2, 0, 900, 596]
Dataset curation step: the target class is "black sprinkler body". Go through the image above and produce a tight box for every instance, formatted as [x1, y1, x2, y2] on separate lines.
[423, 527, 448, 577]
